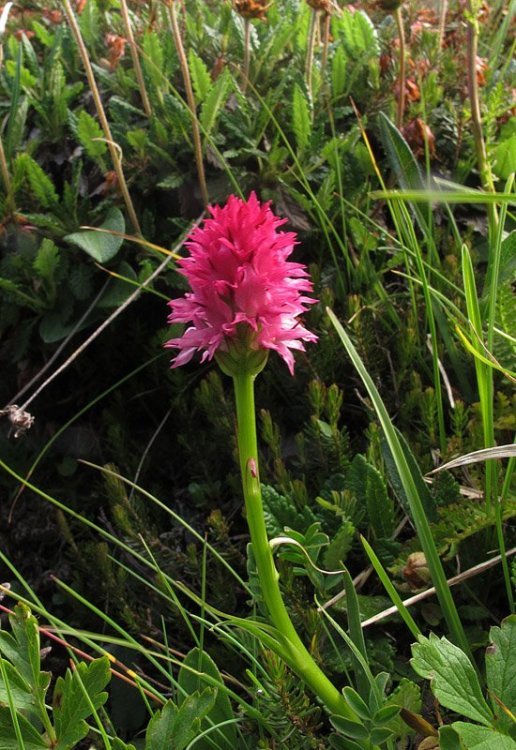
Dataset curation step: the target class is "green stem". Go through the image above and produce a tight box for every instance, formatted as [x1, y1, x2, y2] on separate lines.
[232, 369, 353, 718]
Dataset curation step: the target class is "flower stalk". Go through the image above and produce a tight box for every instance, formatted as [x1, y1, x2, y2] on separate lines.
[165, 193, 356, 716]
[232, 367, 353, 718]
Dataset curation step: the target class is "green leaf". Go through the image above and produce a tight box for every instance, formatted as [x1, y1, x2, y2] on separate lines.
[411, 634, 493, 726]
[33, 238, 60, 283]
[145, 701, 179, 750]
[377, 112, 432, 237]
[330, 715, 369, 741]
[97, 261, 137, 308]
[498, 231, 516, 286]
[439, 725, 465, 750]
[262, 484, 317, 536]
[17, 153, 59, 208]
[76, 110, 107, 160]
[188, 49, 211, 103]
[292, 83, 311, 152]
[53, 657, 110, 750]
[200, 68, 231, 137]
[337, 8, 379, 57]
[451, 722, 516, 750]
[348, 455, 394, 537]
[0, 707, 48, 750]
[171, 690, 217, 750]
[324, 521, 354, 569]
[64, 207, 125, 263]
[0, 660, 34, 712]
[493, 135, 516, 180]
[342, 687, 371, 720]
[178, 648, 236, 750]
[0, 603, 50, 722]
[332, 46, 347, 98]
[381, 429, 437, 522]
[142, 31, 164, 90]
[145, 690, 217, 750]
[485, 616, 516, 731]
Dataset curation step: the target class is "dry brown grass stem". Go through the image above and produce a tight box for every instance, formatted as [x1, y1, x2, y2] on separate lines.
[119, 0, 152, 117]
[165, 0, 209, 208]
[62, 0, 142, 236]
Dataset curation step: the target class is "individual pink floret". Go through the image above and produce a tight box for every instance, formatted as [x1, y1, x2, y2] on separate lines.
[166, 192, 318, 375]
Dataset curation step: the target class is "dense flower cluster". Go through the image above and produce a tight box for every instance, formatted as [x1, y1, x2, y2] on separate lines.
[166, 193, 317, 375]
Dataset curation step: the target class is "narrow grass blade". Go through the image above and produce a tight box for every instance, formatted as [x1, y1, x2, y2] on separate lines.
[326, 307, 471, 659]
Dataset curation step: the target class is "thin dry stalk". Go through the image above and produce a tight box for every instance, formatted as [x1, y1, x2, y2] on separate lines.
[395, 5, 406, 128]
[361, 546, 516, 628]
[437, 0, 448, 51]
[62, 0, 142, 236]
[305, 8, 318, 98]
[6, 217, 202, 418]
[119, 0, 152, 117]
[321, 12, 331, 79]
[165, 0, 209, 208]
[242, 17, 251, 93]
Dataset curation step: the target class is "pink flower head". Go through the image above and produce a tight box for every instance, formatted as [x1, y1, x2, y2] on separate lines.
[166, 193, 318, 375]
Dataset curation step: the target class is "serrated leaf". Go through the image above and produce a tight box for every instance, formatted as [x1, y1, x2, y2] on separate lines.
[76, 110, 107, 160]
[188, 49, 211, 103]
[17, 153, 59, 208]
[262, 484, 317, 536]
[157, 173, 184, 189]
[53, 657, 110, 750]
[292, 83, 311, 152]
[381, 429, 437, 521]
[33, 238, 60, 282]
[378, 112, 432, 236]
[200, 68, 231, 137]
[493, 135, 516, 180]
[451, 722, 516, 750]
[172, 690, 217, 750]
[348, 455, 394, 538]
[485, 616, 516, 732]
[0, 706, 47, 750]
[142, 31, 164, 90]
[145, 701, 179, 750]
[178, 648, 236, 750]
[332, 46, 347, 98]
[4, 603, 40, 691]
[411, 634, 493, 726]
[64, 207, 125, 263]
[324, 521, 354, 569]
[0, 660, 34, 711]
[338, 8, 379, 57]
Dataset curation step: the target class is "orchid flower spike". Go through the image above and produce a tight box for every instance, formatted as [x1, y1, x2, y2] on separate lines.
[166, 193, 317, 376]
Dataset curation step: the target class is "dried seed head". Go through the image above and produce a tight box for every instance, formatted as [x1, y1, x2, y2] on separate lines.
[0, 405, 35, 438]
[233, 0, 270, 21]
[305, 0, 333, 13]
